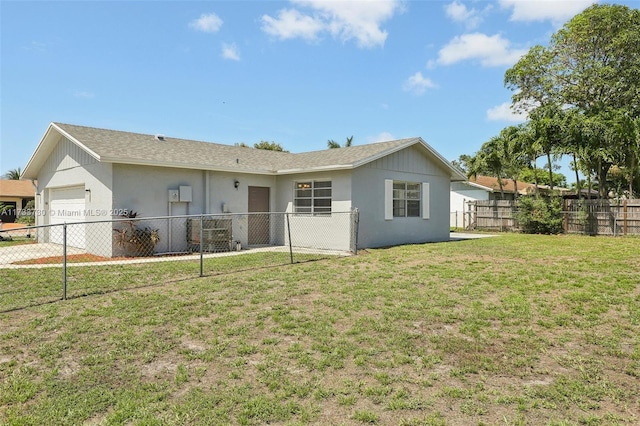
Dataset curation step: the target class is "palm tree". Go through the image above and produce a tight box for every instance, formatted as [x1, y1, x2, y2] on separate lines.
[327, 136, 354, 149]
[3, 167, 22, 180]
[345, 136, 353, 147]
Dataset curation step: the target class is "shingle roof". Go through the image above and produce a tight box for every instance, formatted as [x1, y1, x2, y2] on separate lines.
[24, 122, 465, 180]
[469, 176, 537, 194]
[0, 180, 35, 198]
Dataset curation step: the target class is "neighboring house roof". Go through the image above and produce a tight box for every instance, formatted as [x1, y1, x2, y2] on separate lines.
[0, 180, 35, 198]
[468, 176, 536, 194]
[464, 176, 570, 195]
[23, 122, 466, 181]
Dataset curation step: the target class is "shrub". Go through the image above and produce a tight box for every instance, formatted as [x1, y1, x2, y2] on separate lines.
[17, 200, 35, 226]
[515, 196, 564, 234]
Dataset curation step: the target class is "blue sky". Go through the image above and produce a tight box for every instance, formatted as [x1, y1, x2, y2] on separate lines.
[1, 0, 636, 181]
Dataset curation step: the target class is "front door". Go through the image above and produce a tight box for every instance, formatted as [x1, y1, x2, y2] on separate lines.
[248, 186, 270, 245]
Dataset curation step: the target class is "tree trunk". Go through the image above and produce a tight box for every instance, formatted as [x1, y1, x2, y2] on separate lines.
[532, 159, 540, 198]
[546, 151, 554, 190]
[597, 160, 611, 199]
[573, 152, 582, 199]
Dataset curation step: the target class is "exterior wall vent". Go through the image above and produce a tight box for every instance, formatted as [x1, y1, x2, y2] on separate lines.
[155, 134, 165, 141]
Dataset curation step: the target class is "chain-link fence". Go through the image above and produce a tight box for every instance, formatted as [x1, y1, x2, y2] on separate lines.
[0, 211, 359, 312]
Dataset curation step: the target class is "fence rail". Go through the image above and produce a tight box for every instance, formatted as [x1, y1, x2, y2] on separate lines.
[0, 211, 358, 311]
[458, 199, 640, 235]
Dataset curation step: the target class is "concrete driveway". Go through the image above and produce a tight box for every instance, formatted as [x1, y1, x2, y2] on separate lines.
[0, 243, 85, 266]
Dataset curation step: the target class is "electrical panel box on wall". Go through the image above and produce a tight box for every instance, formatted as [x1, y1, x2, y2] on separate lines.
[168, 189, 179, 202]
[179, 186, 192, 202]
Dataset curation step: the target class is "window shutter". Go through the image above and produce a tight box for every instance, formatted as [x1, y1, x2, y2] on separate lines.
[384, 179, 393, 220]
[422, 182, 430, 219]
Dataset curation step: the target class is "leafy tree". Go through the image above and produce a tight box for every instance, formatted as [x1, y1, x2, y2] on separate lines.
[519, 169, 567, 188]
[451, 154, 472, 174]
[505, 4, 640, 198]
[2, 168, 22, 180]
[252, 141, 288, 152]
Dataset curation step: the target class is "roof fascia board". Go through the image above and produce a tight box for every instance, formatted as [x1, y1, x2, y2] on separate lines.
[275, 164, 354, 175]
[23, 125, 55, 179]
[464, 181, 493, 191]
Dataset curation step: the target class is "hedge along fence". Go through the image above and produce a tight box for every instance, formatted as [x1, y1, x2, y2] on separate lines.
[467, 199, 640, 236]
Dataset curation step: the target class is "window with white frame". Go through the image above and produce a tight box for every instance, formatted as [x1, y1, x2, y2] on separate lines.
[393, 181, 421, 217]
[294, 180, 332, 214]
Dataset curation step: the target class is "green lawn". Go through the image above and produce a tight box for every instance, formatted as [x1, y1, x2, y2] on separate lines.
[1, 234, 639, 425]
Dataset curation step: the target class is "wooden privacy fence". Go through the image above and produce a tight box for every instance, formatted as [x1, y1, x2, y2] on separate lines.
[466, 199, 640, 236]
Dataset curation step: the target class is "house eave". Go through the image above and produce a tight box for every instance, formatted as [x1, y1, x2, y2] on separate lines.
[100, 157, 277, 175]
[276, 164, 354, 175]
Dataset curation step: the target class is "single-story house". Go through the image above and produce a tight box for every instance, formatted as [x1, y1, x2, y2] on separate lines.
[23, 122, 466, 256]
[0, 179, 36, 223]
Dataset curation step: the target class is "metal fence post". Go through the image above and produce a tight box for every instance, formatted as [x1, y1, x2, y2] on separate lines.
[353, 209, 360, 255]
[199, 215, 204, 277]
[62, 223, 67, 300]
[286, 213, 293, 264]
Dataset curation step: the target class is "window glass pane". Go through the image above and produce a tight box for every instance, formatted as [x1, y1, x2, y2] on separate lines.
[314, 198, 331, 207]
[314, 188, 332, 198]
[296, 182, 312, 189]
[296, 207, 312, 213]
[407, 183, 420, 191]
[393, 189, 405, 199]
[315, 181, 331, 188]
[407, 190, 420, 200]
[393, 200, 405, 217]
[407, 200, 420, 217]
[294, 199, 311, 207]
[296, 189, 311, 198]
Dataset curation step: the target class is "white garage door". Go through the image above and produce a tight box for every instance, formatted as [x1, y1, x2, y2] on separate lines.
[50, 186, 86, 249]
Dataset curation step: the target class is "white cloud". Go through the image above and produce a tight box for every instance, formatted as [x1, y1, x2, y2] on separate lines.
[486, 102, 528, 122]
[189, 13, 223, 33]
[261, 0, 402, 48]
[444, 1, 485, 29]
[403, 72, 436, 95]
[369, 132, 396, 143]
[437, 33, 527, 67]
[222, 43, 240, 61]
[499, 0, 595, 24]
[261, 8, 325, 42]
